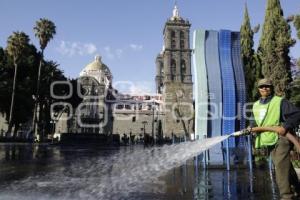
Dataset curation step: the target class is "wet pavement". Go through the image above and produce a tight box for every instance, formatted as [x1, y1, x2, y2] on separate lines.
[0, 143, 280, 200]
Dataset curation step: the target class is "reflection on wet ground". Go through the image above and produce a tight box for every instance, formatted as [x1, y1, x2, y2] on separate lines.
[0, 143, 279, 200]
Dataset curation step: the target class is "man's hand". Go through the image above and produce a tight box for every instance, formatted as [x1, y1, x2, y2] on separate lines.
[240, 128, 251, 135]
[276, 126, 286, 136]
[251, 126, 287, 136]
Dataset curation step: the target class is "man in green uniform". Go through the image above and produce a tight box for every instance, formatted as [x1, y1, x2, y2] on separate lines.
[250, 78, 300, 200]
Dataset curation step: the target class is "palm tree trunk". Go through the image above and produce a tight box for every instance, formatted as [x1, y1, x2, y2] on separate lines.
[7, 59, 18, 137]
[32, 49, 44, 141]
[13, 123, 19, 138]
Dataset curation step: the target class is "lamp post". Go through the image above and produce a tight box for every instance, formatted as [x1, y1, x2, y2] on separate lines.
[129, 129, 132, 145]
[142, 121, 148, 144]
[50, 120, 55, 143]
[151, 100, 155, 145]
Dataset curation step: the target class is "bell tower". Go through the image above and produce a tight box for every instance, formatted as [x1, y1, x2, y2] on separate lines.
[155, 5, 193, 138]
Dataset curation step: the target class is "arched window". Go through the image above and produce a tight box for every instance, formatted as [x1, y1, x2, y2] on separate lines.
[171, 59, 176, 81]
[171, 31, 176, 38]
[181, 60, 186, 80]
[180, 31, 185, 49]
[180, 40, 184, 49]
[160, 62, 164, 76]
[171, 31, 176, 49]
[180, 31, 185, 39]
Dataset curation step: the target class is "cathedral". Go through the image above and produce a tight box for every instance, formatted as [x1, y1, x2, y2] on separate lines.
[54, 5, 194, 143]
[155, 5, 193, 138]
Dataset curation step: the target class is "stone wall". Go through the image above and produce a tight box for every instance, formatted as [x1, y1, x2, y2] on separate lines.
[0, 112, 7, 135]
[112, 110, 159, 141]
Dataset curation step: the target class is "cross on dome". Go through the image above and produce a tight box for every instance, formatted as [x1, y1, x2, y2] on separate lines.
[95, 55, 101, 62]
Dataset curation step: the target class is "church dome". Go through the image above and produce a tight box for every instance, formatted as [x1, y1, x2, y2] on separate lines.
[80, 55, 112, 86]
[81, 55, 111, 74]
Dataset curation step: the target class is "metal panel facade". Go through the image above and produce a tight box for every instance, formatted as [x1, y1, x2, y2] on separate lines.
[193, 30, 208, 140]
[205, 30, 224, 164]
[231, 32, 247, 146]
[205, 30, 223, 138]
[219, 30, 236, 147]
[231, 32, 246, 131]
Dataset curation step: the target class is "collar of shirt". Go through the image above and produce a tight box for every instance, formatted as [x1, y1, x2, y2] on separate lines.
[259, 95, 273, 104]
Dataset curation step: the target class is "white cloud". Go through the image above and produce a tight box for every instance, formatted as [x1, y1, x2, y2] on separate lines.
[129, 85, 153, 95]
[102, 44, 142, 60]
[104, 46, 114, 59]
[129, 44, 143, 51]
[103, 46, 123, 60]
[128, 82, 154, 95]
[116, 49, 123, 58]
[113, 81, 155, 95]
[57, 41, 97, 57]
[84, 43, 97, 55]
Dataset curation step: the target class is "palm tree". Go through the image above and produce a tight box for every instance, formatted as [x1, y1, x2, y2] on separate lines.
[32, 18, 56, 141]
[6, 32, 30, 137]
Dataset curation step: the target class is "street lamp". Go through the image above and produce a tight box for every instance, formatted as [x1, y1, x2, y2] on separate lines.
[142, 121, 148, 144]
[151, 100, 155, 145]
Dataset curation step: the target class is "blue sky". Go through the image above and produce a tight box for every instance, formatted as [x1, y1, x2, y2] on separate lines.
[0, 0, 299, 94]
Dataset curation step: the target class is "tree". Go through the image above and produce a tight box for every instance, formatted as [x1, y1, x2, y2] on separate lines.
[38, 60, 66, 138]
[0, 47, 10, 122]
[288, 15, 300, 107]
[0, 47, 8, 112]
[240, 4, 257, 103]
[289, 77, 300, 107]
[294, 15, 300, 39]
[1, 43, 40, 137]
[258, 0, 295, 96]
[254, 56, 264, 94]
[33, 18, 56, 141]
[6, 32, 30, 136]
[294, 15, 300, 67]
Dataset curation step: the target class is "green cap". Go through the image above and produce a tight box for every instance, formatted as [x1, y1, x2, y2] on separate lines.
[257, 78, 273, 87]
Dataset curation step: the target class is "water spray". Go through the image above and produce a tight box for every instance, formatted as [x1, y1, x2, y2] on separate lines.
[230, 129, 253, 170]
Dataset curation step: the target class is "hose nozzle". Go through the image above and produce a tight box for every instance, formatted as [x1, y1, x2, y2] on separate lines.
[231, 131, 243, 137]
[231, 129, 251, 137]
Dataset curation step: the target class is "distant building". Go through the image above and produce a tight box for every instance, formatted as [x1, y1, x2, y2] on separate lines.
[55, 5, 194, 142]
[55, 56, 163, 142]
[155, 5, 194, 138]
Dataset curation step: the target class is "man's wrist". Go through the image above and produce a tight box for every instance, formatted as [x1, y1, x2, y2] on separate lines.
[249, 127, 252, 133]
[277, 126, 287, 136]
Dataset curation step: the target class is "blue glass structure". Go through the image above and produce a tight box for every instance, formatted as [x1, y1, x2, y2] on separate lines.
[193, 30, 208, 140]
[231, 32, 246, 136]
[205, 30, 223, 138]
[219, 30, 236, 148]
[193, 29, 247, 164]
[205, 30, 223, 164]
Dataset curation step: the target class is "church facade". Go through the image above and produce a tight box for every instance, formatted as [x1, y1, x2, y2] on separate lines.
[55, 5, 194, 142]
[155, 5, 193, 138]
